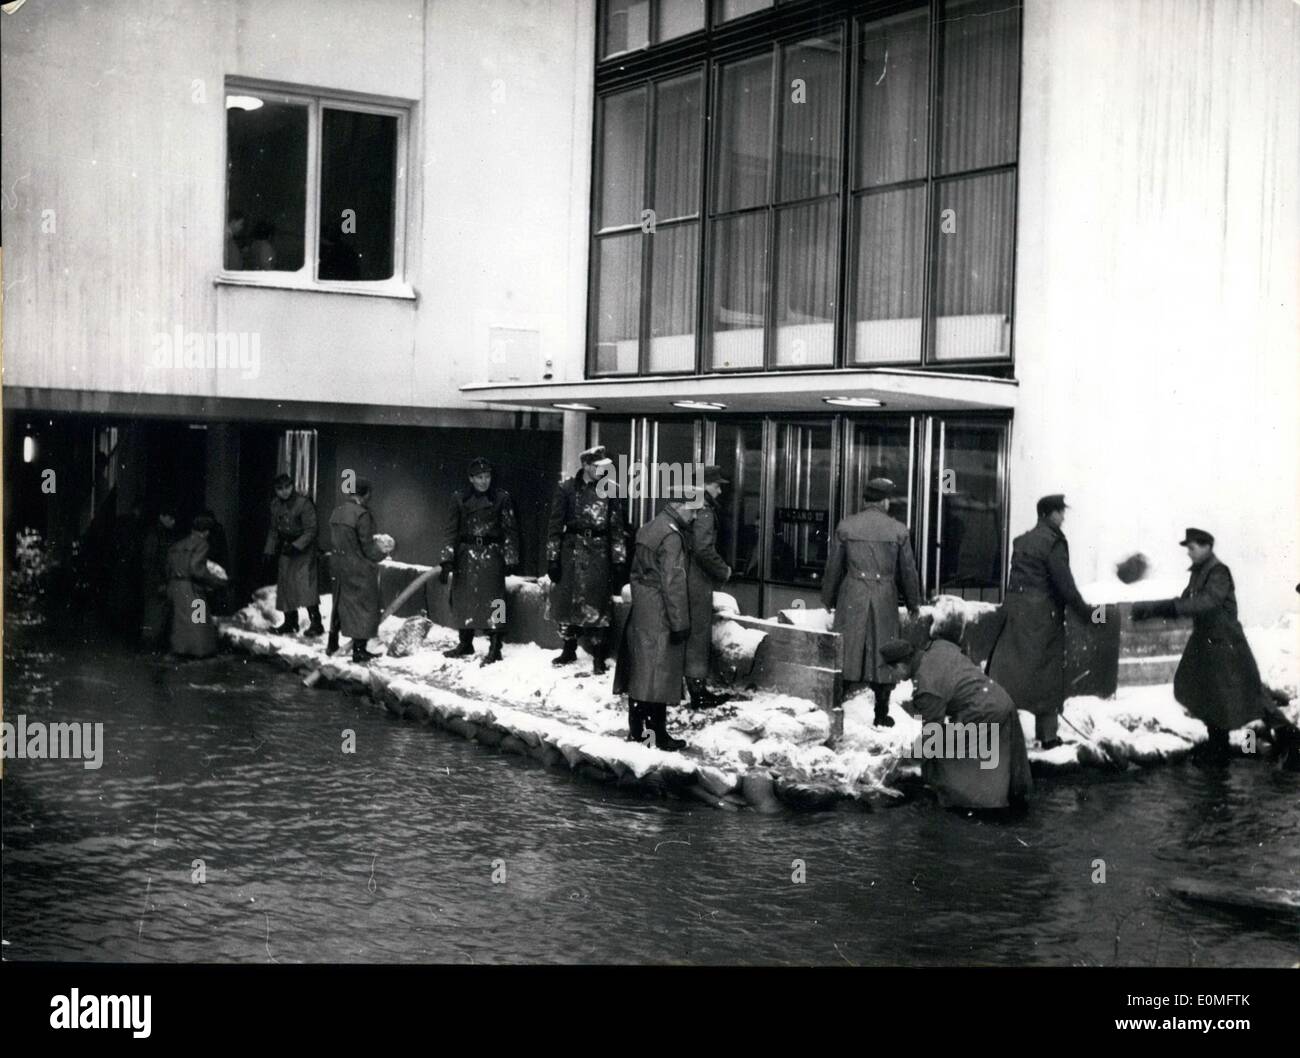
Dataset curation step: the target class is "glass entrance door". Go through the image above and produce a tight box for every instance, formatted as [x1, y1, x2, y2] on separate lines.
[926, 418, 1008, 602]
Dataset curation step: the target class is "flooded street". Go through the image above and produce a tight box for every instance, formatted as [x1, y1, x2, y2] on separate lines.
[3, 607, 1297, 966]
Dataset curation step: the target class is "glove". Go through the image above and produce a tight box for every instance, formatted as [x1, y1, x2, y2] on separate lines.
[668, 628, 689, 645]
[548, 562, 563, 583]
[438, 567, 451, 584]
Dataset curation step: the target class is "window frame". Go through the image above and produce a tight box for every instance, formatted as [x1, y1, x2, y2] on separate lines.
[589, 0, 1022, 377]
[219, 79, 413, 299]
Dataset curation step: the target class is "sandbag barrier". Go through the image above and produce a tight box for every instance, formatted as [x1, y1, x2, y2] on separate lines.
[217, 623, 862, 813]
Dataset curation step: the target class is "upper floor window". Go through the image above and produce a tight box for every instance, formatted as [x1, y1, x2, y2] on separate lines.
[601, 0, 707, 58]
[589, 0, 1020, 376]
[223, 83, 408, 290]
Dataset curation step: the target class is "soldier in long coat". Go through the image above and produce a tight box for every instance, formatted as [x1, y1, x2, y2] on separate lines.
[1131, 528, 1293, 762]
[547, 445, 627, 674]
[884, 620, 1033, 810]
[263, 474, 323, 636]
[684, 466, 733, 708]
[821, 477, 922, 727]
[988, 494, 1094, 748]
[440, 457, 521, 666]
[166, 514, 222, 658]
[329, 478, 388, 665]
[140, 507, 179, 649]
[612, 499, 697, 750]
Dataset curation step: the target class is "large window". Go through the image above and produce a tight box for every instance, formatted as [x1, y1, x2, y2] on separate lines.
[590, 0, 1020, 375]
[592, 411, 1008, 614]
[224, 84, 407, 289]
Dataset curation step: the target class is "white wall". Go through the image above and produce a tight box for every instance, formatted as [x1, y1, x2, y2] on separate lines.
[1016, 0, 1299, 623]
[1, 0, 593, 413]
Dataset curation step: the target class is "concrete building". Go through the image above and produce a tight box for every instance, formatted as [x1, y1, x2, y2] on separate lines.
[3, 0, 1296, 623]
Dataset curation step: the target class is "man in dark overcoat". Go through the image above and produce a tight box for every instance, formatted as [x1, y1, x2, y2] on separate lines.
[166, 513, 222, 659]
[821, 477, 922, 727]
[1132, 528, 1295, 761]
[328, 477, 389, 665]
[612, 498, 697, 750]
[439, 457, 521, 666]
[988, 494, 1094, 748]
[547, 445, 627, 674]
[263, 473, 323, 636]
[684, 466, 733, 708]
[140, 506, 180, 650]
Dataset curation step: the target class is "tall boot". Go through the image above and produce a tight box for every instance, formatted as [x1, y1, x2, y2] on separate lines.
[626, 700, 647, 742]
[305, 606, 325, 637]
[871, 682, 895, 727]
[647, 703, 687, 751]
[482, 629, 504, 666]
[351, 639, 371, 665]
[589, 633, 610, 675]
[552, 638, 579, 666]
[444, 629, 475, 658]
[686, 678, 722, 710]
[273, 609, 300, 635]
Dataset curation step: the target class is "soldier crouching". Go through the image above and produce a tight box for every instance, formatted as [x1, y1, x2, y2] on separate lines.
[547, 445, 627, 675]
[440, 457, 521, 666]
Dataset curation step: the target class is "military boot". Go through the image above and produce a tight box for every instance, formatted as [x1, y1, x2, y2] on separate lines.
[273, 610, 300, 635]
[305, 606, 325, 637]
[482, 630, 504, 666]
[589, 644, 609, 675]
[443, 629, 475, 658]
[871, 683, 895, 728]
[647, 703, 687, 751]
[552, 638, 579, 666]
[626, 701, 648, 742]
[351, 641, 370, 665]
[686, 678, 726, 710]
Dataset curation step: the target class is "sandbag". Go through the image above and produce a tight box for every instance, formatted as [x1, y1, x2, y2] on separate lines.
[388, 616, 432, 658]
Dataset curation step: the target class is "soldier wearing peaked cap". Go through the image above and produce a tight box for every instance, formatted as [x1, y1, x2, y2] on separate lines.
[440, 457, 521, 665]
[1132, 528, 1297, 762]
[546, 445, 627, 674]
[988, 493, 1094, 749]
[683, 465, 733, 709]
[328, 475, 390, 665]
[821, 476, 923, 728]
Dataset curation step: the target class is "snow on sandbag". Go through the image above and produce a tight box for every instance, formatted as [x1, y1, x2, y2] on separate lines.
[713, 619, 766, 670]
[206, 559, 229, 583]
[777, 607, 833, 630]
[713, 591, 740, 615]
[388, 616, 433, 657]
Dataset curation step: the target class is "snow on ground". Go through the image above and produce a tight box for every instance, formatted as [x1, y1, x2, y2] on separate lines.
[223, 587, 1300, 809]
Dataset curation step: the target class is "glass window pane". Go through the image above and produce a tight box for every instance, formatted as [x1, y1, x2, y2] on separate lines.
[779, 34, 842, 202]
[774, 200, 836, 367]
[649, 223, 699, 372]
[598, 88, 647, 229]
[851, 187, 925, 363]
[933, 420, 1005, 598]
[770, 421, 832, 585]
[713, 420, 764, 579]
[715, 0, 772, 22]
[592, 418, 635, 524]
[653, 74, 702, 220]
[933, 171, 1014, 360]
[848, 419, 915, 530]
[225, 98, 307, 271]
[856, 10, 929, 188]
[603, 0, 650, 57]
[592, 234, 643, 374]
[649, 420, 698, 514]
[937, 0, 1020, 174]
[713, 54, 773, 212]
[709, 212, 768, 370]
[659, 0, 705, 41]
[318, 108, 397, 281]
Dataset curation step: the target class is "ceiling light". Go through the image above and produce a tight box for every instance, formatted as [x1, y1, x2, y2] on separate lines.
[552, 402, 598, 412]
[225, 95, 264, 111]
[672, 400, 726, 410]
[824, 396, 885, 408]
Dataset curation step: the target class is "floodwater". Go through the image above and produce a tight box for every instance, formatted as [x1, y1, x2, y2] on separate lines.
[3, 604, 1297, 966]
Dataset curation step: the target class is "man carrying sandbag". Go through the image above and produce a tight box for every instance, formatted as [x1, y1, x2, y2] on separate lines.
[166, 513, 224, 659]
[263, 472, 323, 637]
[328, 477, 392, 666]
[546, 445, 627, 675]
[683, 466, 733, 708]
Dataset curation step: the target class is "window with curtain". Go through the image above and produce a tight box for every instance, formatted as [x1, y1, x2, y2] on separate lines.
[591, 0, 1020, 377]
[601, 0, 705, 59]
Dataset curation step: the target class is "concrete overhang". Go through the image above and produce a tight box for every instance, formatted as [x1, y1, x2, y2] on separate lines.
[460, 367, 1018, 415]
